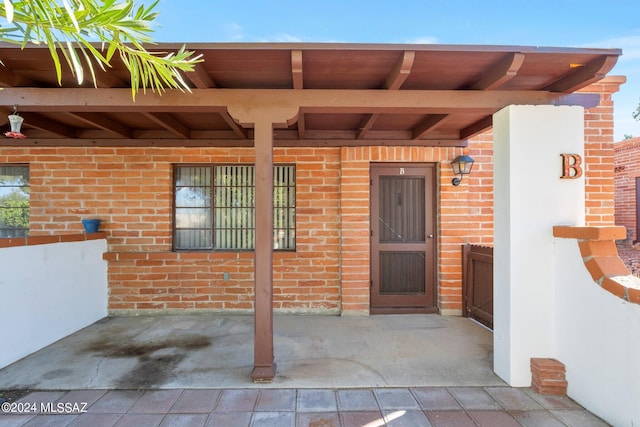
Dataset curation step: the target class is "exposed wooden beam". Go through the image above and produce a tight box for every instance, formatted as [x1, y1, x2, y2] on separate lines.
[275, 138, 467, 147]
[457, 92, 601, 139]
[291, 50, 303, 89]
[220, 111, 249, 138]
[0, 138, 467, 148]
[471, 53, 525, 90]
[460, 116, 493, 139]
[1, 88, 597, 114]
[385, 51, 415, 90]
[357, 51, 415, 139]
[357, 113, 380, 139]
[552, 93, 601, 109]
[291, 50, 305, 138]
[143, 113, 190, 138]
[543, 55, 618, 92]
[184, 63, 216, 89]
[297, 112, 306, 139]
[67, 112, 133, 138]
[412, 114, 450, 139]
[20, 112, 76, 138]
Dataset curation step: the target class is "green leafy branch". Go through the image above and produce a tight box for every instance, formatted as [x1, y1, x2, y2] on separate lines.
[0, 0, 203, 98]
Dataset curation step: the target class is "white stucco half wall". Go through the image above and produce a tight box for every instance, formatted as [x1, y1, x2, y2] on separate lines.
[493, 105, 585, 386]
[0, 239, 108, 369]
[554, 237, 640, 427]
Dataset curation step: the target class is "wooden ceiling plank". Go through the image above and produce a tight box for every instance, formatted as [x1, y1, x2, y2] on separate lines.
[384, 50, 415, 90]
[0, 66, 36, 87]
[67, 112, 133, 138]
[543, 55, 619, 92]
[291, 50, 304, 89]
[471, 52, 525, 90]
[143, 112, 190, 138]
[412, 114, 451, 139]
[94, 70, 127, 88]
[185, 63, 216, 89]
[20, 112, 76, 138]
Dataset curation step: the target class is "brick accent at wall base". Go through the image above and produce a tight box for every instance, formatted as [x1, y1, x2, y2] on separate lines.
[530, 358, 568, 396]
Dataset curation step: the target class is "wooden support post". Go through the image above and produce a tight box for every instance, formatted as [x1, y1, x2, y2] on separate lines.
[227, 103, 299, 383]
[251, 119, 276, 382]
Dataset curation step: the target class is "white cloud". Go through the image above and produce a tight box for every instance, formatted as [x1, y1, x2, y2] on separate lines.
[223, 22, 246, 41]
[405, 36, 439, 45]
[272, 33, 304, 43]
[584, 32, 640, 62]
[583, 30, 640, 139]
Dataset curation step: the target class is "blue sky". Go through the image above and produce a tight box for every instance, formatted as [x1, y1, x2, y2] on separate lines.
[148, 0, 640, 140]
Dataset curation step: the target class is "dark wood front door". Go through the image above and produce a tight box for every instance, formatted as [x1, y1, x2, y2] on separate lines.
[370, 164, 437, 313]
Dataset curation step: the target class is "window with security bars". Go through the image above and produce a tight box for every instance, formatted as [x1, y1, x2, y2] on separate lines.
[174, 165, 295, 250]
[0, 164, 30, 238]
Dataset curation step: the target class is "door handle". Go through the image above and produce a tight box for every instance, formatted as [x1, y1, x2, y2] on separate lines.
[428, 234, 434, 238]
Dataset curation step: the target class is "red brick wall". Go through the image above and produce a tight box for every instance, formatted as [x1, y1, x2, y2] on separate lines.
[614, 137, 640, 242]
[0, 147, 342, 313]
[339, 146, 491, 315]
[580, 76, 625, 225]
[0, 77, 621, 315]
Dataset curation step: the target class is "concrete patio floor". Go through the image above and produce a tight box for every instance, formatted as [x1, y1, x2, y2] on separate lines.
[0, 314, 503, 389]
[0, 315, 612, 426]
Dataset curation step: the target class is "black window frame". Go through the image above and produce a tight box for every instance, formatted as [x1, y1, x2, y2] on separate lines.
[0, 164, 30, 238]
[173, 163, 296, 251]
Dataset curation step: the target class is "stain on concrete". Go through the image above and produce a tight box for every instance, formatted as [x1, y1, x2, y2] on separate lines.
[116, 354, 185, 388]
[81, 334, 211, 387]
[42, 369, 73, 380]
[83, 334, 211, 358]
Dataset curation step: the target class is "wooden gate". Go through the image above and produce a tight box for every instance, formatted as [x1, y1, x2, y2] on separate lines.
[462, 244, 493, 329]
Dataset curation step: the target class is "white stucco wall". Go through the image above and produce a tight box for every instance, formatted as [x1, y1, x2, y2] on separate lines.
[554, 237, 640, 427]
[493, 105, 585, 385]
[0, 239, 108, 369]
[493, 104, 640, 425]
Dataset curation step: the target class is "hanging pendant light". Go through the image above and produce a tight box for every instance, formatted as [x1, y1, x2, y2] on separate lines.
[4, 105, 26, 139]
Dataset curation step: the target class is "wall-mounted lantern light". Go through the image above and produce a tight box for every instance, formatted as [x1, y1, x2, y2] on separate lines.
[451, 155, 474, 186]
[4, 105, 26, 139]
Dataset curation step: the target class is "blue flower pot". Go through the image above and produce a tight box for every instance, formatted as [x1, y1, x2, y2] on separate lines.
[82, 219, 101, 233]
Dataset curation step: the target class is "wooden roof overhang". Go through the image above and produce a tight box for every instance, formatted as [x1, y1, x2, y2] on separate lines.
[0, 42, 623, 383]
[0, 42, 621, 148]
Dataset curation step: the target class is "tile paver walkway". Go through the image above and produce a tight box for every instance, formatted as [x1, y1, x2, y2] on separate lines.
[0, 386, 610, 427]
